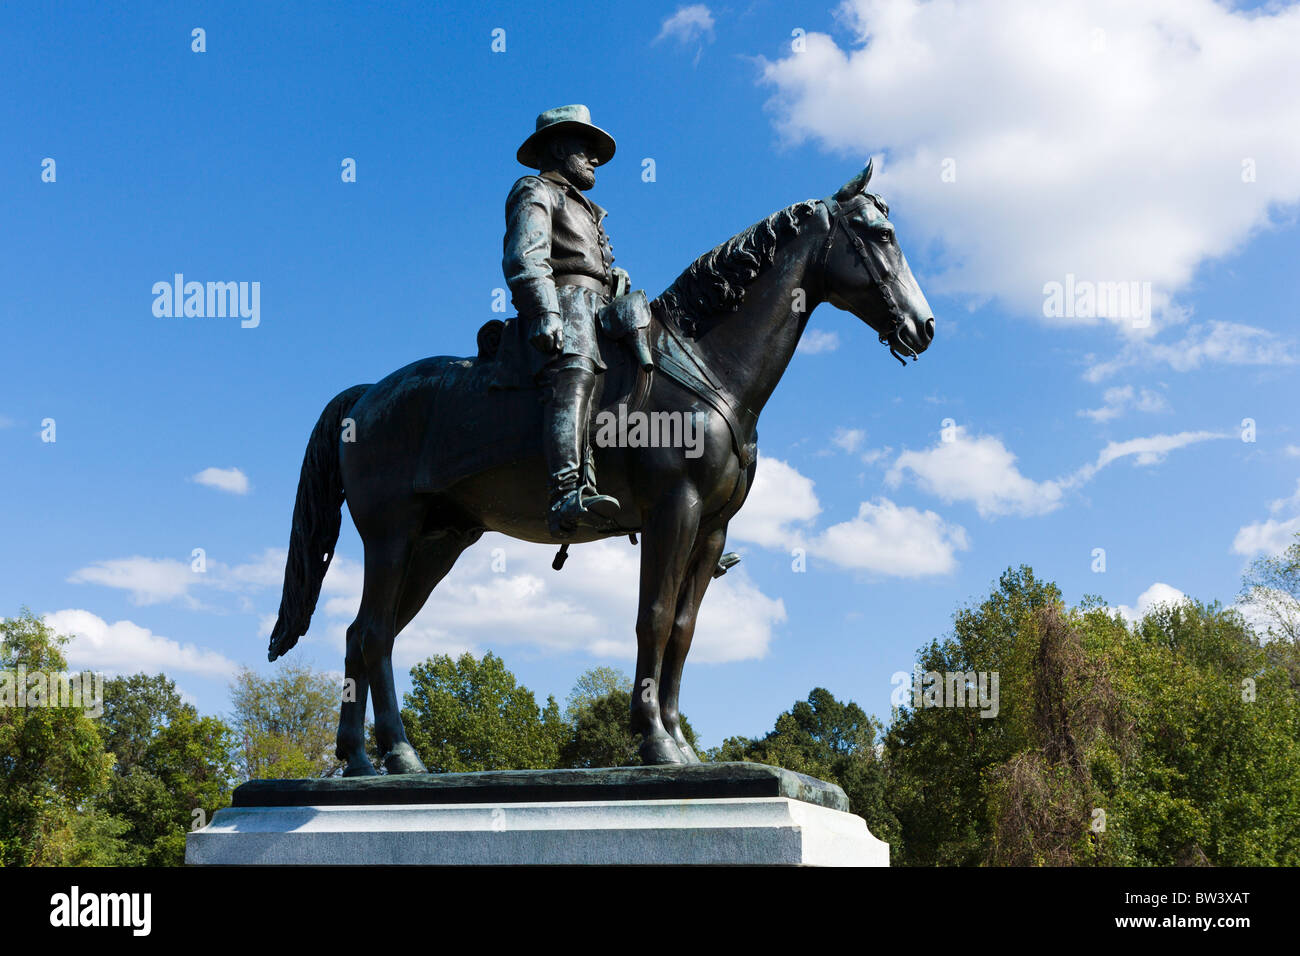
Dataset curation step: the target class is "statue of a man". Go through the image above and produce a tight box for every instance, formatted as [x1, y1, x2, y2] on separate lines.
[504, 104, 628, 538]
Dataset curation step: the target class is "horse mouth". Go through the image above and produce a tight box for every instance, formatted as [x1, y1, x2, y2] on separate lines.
[886, 317, 934, 365]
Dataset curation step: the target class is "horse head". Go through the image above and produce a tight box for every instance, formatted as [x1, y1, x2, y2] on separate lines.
[819, 160, 934, 364]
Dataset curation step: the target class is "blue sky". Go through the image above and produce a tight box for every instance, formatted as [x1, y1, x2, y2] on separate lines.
[2, 0, 1297, 750]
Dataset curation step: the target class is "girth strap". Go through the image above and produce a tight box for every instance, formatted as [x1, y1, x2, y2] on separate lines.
[651, 314, 757, 469]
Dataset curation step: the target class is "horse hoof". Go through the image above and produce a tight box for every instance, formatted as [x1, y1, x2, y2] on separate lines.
[639, 735, 689, 766]
[675, 739, 703, 764]
[342, 758, 378, 777]
[382, 743, 428, 775]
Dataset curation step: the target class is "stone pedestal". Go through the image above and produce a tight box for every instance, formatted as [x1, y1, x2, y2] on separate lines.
[187, 763, 889, 866]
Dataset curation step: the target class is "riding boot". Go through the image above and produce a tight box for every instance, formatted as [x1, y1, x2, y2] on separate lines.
[542, 363, 621, 538]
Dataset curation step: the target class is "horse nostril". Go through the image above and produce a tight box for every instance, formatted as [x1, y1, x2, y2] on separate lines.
[924, 317, 935, 342]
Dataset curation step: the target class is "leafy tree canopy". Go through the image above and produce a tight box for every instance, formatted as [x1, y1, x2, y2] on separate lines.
[402, 652, 566, 772]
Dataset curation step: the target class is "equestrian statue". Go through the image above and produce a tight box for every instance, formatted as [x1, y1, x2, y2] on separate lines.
[266, 104, 936, 775]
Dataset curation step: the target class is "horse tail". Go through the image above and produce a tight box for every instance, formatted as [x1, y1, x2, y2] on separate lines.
[267, 384, 371, 662]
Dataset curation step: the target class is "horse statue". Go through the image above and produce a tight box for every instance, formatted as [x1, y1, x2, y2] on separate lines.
[265, 160, 934, 775]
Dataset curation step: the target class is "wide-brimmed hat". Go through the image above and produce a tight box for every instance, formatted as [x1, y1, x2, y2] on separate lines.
[517, 104, 617, 169]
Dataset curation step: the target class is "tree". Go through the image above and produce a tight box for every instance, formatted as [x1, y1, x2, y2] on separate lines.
[0, 610, 121, 866]
[558, 667, 702, 768]
[565, 665, 630, 717]
[885, 566, 1062, 865]
[1239, 531, 1300, 644]
[401, 652, 566, 772]
[98, 673, 237, 865]
[982, 603, 1129, 865]
[1239, 532, 1300, 693]
[713, 687, 897, 846]
[883, 567, 1300, 866]
[1099, 599, 1300, 865]
[230, 664, 342, 779]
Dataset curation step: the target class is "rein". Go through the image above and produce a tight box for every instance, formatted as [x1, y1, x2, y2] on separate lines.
[818, 195, 917, 366]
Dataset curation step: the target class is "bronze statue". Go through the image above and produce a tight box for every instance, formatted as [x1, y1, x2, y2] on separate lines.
[266, 117, 935, 773]
[503, 105, 628, 537]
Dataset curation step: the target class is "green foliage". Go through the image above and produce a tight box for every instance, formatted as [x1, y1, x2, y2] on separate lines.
[558, 668, 701, 768]
[883, 567, 1300, 866]
[564, 666, 631, 720]
[1098, 600, 1300, 865]
[712, 687, 898, 845]
[98, 674, 237, 865]
[561, 690, 641, 768]
[230, 663, 343, 779]
[10, 552, 1297, 868]
[885, 566, 1061, 865]
[402, 652, 566, 772]
[0, 610, 117, 866]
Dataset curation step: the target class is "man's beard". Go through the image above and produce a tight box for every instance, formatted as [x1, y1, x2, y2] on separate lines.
[561, 154, 596, 190]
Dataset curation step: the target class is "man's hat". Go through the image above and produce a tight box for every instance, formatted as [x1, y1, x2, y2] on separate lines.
[517, 104, 616, 169]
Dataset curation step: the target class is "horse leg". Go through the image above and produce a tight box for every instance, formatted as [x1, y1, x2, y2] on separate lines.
[659, 524, 727, 765]
[353, 531, 427, 774]
[632, 487, 702, 765]
[395, 529, 481, 634]
[336, 622, 375, 776]
[334, 528, 478, 775]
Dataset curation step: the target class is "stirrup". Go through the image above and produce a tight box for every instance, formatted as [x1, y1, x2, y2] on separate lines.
[548, 487, 622, 536]
[581, 491, 621, 520]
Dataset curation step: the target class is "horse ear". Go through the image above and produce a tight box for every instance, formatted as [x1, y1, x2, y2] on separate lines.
[833, 158, 874, 201]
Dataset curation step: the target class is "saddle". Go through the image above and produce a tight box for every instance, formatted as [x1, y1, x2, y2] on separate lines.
[413, 292, 756, 495]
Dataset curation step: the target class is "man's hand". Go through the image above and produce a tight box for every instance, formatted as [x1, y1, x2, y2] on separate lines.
[529, 312, 563, 354]
[611, 267, 631, 298]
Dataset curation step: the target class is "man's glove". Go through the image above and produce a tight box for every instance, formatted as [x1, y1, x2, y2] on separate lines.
[611, 267, 631, 299]
[529, 311, 563, 355]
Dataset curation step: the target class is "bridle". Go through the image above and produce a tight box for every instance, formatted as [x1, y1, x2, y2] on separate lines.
[818, 194, 918, 366]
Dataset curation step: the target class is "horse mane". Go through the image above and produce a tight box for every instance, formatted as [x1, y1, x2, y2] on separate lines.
[656, 199, 822, 331]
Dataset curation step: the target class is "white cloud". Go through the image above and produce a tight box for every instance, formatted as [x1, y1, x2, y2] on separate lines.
[1079, 384, 1169, 422]
[311, 539, 785, 666]
[1232, 515, 1300, 557]
[813, 498, 969, 575]
[887, 428, 1066, 517]
[192, 466, 250, 495]
[67, 539, 776, 666]
[1114, 582, 1188, 625]
[221, 547, 288, 590]
[693, 571, 787, 661]
[797, 329, 841, 354]
[656, 5, 715, 45]
[41, 609, 238, 677]
[69, 556, 196, 606]
[1087, 429, 1224, 472]
[758, 0, 1300, 347]
[729, 457, 822, 549]
[832, 427, 865, 453]
[68, 548, 288, 608]
[1232, 478, 1300, 557]
[1085, 322, 1295, 381]
[887, 425, 1226, 517]
[1268, 479, 1300, 515]
[730, 457, 968, 575]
